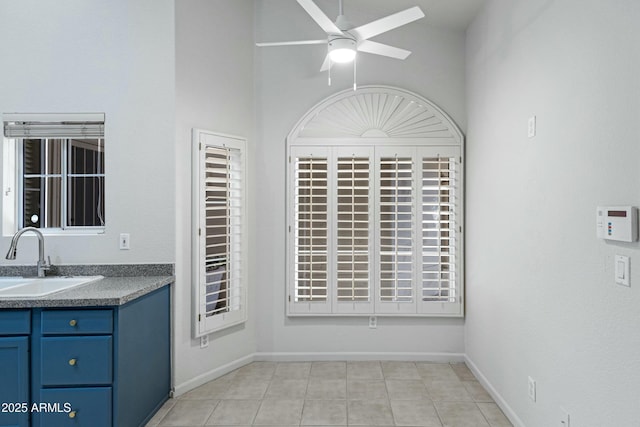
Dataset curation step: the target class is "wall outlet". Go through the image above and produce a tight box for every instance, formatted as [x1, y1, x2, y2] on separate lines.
[559, 407, 570, 426]
[528, 376, 536, 402]
[528, 115, 537, 138]
[119, 233, 130, 250]
[200, 334, 209, 349]
[369, 316, 377, 329]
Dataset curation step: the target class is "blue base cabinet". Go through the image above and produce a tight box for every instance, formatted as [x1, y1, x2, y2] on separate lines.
[0, 285, 170, 427]
[0, 310, 30, 427]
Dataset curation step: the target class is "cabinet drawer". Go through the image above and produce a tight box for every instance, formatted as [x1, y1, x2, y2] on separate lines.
[41, 309, 113, 335]
[38, 387, 112, 427]
[0, 309, 30, 335]
[41, 336, 112, 386]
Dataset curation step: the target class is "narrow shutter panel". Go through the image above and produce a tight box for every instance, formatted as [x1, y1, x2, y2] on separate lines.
[290, 146, 332, 314]
[376, 148, 417, 314]
[195, 130, 247, 336]
[334, 147, 374, 314]
[337, 156, 369, 301]
[419, 147, 462, 315]
[203, 146, 242, 316]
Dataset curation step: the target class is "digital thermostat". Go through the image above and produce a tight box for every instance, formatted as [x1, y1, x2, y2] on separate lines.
[596, 206, 638, 242]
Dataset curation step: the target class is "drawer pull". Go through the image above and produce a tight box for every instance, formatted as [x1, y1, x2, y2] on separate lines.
[69, 319, 77, 327]
[68, 410, 76, 419]
[68, 358, 77, 366]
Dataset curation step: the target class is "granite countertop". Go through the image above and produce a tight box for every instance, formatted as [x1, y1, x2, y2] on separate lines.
[0, 275, 174, 309]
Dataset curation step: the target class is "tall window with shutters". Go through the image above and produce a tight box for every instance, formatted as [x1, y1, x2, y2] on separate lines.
[288, 143, 462, 317]
[193, 129, 247, 336]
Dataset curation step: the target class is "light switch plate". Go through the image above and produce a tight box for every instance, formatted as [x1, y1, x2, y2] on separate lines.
[528, 115, 537, 138]
[615, 255, 630, 287]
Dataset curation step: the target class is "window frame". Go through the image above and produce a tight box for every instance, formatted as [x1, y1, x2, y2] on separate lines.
[192, 129, 248, 337]
[286, 140, 464, 317]
[2, 113, 106, 236]
[16, 137, 105, 232]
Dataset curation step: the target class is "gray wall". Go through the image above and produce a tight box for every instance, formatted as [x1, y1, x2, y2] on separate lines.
[465, 0, 640, 425]
[254, 0, 467, 357]
[0, 0, 175, 265]
[174, 0, 257, 391]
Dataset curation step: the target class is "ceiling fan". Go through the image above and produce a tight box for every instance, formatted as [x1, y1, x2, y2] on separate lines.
[256, 0, 425, 87]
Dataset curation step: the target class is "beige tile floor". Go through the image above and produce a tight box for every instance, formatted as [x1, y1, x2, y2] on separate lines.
[146, 361, 512, 427]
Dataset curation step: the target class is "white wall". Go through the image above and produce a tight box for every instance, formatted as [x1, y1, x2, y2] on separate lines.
[0, 0, 175, 265]
[174, 0, 257, 391]
[465, 0, 640, 425]
[254, 0, 467, 357]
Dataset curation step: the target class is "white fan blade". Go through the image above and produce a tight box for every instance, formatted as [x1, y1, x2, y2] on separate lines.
[297, 0, 343, 35]
[357, 40, 411, 60]
[351, 6, 425, 41]
[256, 40, 326, 47]
[320, 54, 331, 72]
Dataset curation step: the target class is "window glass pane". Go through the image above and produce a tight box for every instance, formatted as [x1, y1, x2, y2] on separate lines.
[23, 177, 61, 228]
[68, 139, 104, 174]
[23, 138, 63, 175]
[23, 139, 42, 175]
[67, 177, 105, 227]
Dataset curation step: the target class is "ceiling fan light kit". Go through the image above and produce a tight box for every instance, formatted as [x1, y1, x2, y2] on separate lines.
[328, 36, 357, 63]
[257, 0, 425, 89]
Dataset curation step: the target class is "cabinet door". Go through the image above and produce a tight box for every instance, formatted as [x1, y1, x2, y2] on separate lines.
[0, 337, 29, 427]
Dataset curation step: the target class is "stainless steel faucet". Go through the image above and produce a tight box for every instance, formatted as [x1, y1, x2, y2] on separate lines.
[5, 227, 51, 278]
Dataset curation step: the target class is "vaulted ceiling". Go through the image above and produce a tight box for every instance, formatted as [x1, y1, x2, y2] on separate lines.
[311, 0, 486, 31]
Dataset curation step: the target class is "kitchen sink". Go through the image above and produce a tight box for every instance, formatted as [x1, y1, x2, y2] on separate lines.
[0, 276, 103, 297]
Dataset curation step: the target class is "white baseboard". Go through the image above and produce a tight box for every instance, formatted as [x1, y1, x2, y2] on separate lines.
[254, 351, 466, 363]
[173, 353, 255, 397]
[464, 355, 526, 427]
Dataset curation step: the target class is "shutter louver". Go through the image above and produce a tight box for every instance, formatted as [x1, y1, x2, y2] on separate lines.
[421, 157, 459, 303]
[294, 156, 328, 302]
[379, 156, 414, 303]
[336, 156, 370, 302]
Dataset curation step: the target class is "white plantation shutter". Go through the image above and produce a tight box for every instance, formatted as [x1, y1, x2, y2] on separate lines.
[419, 147, 461, 315]
[334, 147, 374, 314]
[287, 144, 462, 316]
[193, 130, 247, 336]
[376, 148, 418, 314]
[290, 147, 331, 314]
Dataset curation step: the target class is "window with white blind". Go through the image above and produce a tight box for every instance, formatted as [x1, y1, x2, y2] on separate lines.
[287, 143, 462, 317]
[2, 113, 105, 234]
[192, 129, 247, 336]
